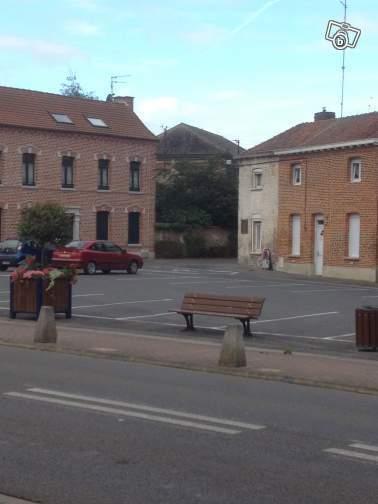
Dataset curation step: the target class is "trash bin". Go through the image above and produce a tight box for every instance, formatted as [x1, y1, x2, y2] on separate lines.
[355, 306, 378, 351]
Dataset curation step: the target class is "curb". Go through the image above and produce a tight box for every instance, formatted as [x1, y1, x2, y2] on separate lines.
[1, 339, 378, 397]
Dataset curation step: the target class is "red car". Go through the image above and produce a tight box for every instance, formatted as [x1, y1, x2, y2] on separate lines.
[52, 240, 143, 275]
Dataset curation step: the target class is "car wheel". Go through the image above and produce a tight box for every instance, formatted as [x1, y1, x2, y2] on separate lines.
[84, 262, 97, 275]
[102, 268, 111, 274]
[127, 261, 139, 274]
[0, 265, 8, 271]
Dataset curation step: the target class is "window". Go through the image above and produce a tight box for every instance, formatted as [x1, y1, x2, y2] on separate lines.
[350, 159, 361, 182]
[51, 113, 73, 124]
[104, 242, 122, 253]
[291, 215, 301, 256]
[129, 161, 141, 191]
[252, 169, 263, 189]
[22, 153, 35, 186]
[240, 219, 248, 234]
[87, 117, 108, 128]
[348, 214, 360, 258]
[0, 151, 3, 184]
[98, 159, 109, 190]
[128, 212, 140, 244]
[252, 220, 262, 253]
[292, 164, 301, 185]
[62, 156, 74, 188]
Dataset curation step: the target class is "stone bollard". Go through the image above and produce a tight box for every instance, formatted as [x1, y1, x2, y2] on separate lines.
[33, 306, 58, 344]
[218, 325, 247, 368]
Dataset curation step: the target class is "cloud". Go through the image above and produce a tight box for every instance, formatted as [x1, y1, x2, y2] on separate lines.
[0, 36, 83, 59]
[65, 20, 100, 36]
[137, 96, 201, 122]
[230, 0, 282, 35]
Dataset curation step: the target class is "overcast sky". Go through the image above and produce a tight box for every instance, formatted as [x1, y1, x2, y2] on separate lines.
[1, 0, 377, 148]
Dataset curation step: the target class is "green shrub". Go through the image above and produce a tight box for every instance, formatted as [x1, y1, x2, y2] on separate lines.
[183, 232, 207, 258]
[155, 240, 184, 258]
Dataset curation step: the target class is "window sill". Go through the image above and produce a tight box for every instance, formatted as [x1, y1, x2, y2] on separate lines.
[288, 255, 301, 258]
[21, 185, 37, 189]
[249, 251, 262, 256]
[97, 189, 111, 192]
[292, 184, 302, 187]
[61, 187, 76, 191]
[128, 243, 141, 247]
[128, 190, 144, 194]
[351, 180, 361, 183]
[344, 257, 360, 261]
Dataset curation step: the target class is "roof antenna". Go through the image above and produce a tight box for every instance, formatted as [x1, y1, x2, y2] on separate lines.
[110, 75, 131, 97]
[339, 0, 347, 118]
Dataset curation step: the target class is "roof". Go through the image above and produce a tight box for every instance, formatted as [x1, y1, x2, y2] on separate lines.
[242, 112, 378, 157]
[0, 86, 156, 141]
[157, 122, 245, 159]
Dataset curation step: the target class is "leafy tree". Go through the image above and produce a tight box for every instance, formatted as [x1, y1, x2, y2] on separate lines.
[60, 72, 98, 100]
[18, 203, 73, 264]
[156, 158, 238, 229]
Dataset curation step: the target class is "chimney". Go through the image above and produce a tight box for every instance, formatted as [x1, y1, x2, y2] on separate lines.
[111, 95, 134, 111]
[314, 107, 336, 121]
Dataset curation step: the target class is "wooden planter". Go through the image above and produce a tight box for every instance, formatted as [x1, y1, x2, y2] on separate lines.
[10, 277, 72, 319]
[356, 307, 378, 351]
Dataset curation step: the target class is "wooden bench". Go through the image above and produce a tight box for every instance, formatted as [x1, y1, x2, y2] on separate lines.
[170, 292, 265, 337]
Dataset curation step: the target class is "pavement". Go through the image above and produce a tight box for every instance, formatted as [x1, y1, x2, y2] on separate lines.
[1, 317, 378, 395]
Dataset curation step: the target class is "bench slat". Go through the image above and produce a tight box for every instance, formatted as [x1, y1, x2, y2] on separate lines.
[182, 300, 263, 310]
[184, 293, 265, 304]
[173, 309, 259, 319]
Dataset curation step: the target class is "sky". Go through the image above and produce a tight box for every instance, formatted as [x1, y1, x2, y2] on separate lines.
[1, 0, 377, 149]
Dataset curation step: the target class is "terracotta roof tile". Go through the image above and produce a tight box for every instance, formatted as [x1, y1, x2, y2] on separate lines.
[243, 112, 378, 157]
[0, 86, 157, 141]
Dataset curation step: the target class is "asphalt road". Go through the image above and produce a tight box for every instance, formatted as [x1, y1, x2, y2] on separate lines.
[1, 345, 378, 504]
[1, 259, 378, 357]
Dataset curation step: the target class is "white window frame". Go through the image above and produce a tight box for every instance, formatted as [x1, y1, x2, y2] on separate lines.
[348, 213, 360, 259]
[350, 159, 362, 183]
[251, 220, 262, 253]
[292, 164, 302, 185]
[252, 169, 263, 190]
[291, 214, 301, 256]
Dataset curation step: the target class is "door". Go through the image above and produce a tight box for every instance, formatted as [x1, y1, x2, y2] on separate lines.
[103, 241, 124, 270]
[128, 212, 140, 245]
[96, 211, 109, 240]
[314, 215, 325, 275]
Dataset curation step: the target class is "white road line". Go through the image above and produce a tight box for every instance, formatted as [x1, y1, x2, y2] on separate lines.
[324, 333, 355, 340]
[73, 298, 173, 309]
[291, 288, 375, 294]
[349, 443, 378, 453]
[73, 293, 105, 297]
[170, 280, 251, 286]
[362, 295, 378, 298]
[26, 388, 266, 431]
[324, 448, 378, 463]
[253, 331, 333, 341]
[116, 312, 175, 321]
[130, 319, 225, 331]
[5, 392, 240, 435]
[226, 283, 309, 289]
[252, 312, 339, 324]
[73, 314, 122, 321]
[117, 276, 203, 281]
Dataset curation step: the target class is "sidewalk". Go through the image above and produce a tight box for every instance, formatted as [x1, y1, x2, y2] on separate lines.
[1, 318, 378, 395]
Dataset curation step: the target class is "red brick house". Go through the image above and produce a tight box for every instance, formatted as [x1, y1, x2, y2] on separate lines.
[0, 86, 157, 256]
[238, 110, 378, 281]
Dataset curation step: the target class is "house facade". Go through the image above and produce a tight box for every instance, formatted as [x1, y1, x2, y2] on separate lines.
[238, 110, 378, 281]
[0, 86, 157, 256]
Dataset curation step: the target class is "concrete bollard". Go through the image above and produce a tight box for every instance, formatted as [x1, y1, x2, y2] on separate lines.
[33, 306, 58, 344]
[218, 325, 247, 368]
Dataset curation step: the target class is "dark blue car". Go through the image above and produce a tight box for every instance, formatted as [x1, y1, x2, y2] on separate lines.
[0, 239, 42, 271]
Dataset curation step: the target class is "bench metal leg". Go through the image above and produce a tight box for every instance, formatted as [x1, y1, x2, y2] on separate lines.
[240, 319, 252, 337]
[182, 313, 195, 331]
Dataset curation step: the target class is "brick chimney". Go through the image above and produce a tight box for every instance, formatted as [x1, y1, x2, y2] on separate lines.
[314, 107, 336, 121]
[112, 95, 134, 111]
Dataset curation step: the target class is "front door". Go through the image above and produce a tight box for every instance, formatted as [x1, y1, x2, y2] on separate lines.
[96, 211, 109, 240]
[314, 215, 325, 275]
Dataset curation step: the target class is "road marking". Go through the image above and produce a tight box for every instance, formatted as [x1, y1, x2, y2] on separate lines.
[73, 298, 173, 309]
[253, 331, 333, 341]
[324, 448, 378, 463]
[0, 494, 37, 504]
[73, 293, 105, 297]
[252, 312, 339, 324]
[73, 314, 121, 321]
[26, 388, 266, 430]
[290, 288, 375, 293]
[226, 283, 309, 289]
[170, 280, 252, 286]
[349, 443, 378, 453]
[117, 276, 203, 281]
[116, 312, 175, 321]
[324, 333, 355, 340]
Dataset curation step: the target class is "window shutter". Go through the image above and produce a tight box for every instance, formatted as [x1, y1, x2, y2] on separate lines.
[348, 214, 360, 258]
[291, 215, 301, 255]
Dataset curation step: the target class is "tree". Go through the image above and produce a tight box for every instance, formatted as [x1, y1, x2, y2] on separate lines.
[18, 203, 73, 264]
[60, 72, 98, 100]
[156, 158, 238, 229]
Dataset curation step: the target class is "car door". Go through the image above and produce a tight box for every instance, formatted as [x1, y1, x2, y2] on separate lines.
[89, 242, 107, 269]
[103, 242, 124, 270]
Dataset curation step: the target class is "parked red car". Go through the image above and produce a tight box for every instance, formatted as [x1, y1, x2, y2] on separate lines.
[52, 240, 143, 275]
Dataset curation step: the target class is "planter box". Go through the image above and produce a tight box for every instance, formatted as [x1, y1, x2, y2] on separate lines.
[355, 307, 378, 351]
[10, 277, 72, 319]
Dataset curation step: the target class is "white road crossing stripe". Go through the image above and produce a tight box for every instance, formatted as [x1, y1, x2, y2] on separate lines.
[324, 448, 378, 463]
[73, 298, 173, 309]
[25, 388, 266, 431]
[349, 443, 378, 453]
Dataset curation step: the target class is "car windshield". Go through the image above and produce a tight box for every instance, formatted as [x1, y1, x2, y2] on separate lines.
[0, 240, 19, 251]
[65, 241, 87, 249]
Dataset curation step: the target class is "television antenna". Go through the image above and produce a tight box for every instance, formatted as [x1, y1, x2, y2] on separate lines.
[110, 74, 131, 96]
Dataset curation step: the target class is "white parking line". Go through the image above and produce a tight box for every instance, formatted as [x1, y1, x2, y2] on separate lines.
[116, 312, 175, 321]
[252, 312, 339, 324]
[291, 288, 375, 294]
[117, 276, 202, 281]
[73, 298, 173, 309]
[325, 448, 378, 463]
[73, 293, 105, 297]
[226, 283, 309, 289]
[324, 333, 355, 340]
[349, 443, 378, 453]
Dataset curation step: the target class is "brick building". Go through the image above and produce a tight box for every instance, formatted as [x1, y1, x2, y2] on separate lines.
[238, 109, 378, 281]
[0, 86, 157, 257]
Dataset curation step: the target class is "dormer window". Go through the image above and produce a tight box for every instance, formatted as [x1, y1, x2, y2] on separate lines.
[292, 164, 302, 185]
[350, 159, 361, 182]
[87, 117, 108, 128]
[51, 113, 73, 124]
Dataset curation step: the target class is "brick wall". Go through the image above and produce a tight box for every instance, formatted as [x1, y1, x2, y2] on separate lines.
[0, 126, 157, 255]
[277, 145, 378, 272]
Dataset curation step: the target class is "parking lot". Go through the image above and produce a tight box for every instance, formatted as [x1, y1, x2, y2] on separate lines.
[1, 259, 378, 358]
